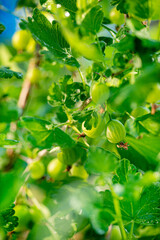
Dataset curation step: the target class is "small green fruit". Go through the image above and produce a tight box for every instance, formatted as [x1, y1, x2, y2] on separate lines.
[109, 7, 125, 25]
[14, 205, 31, 232]
[12, 30, 31, 50]
[106, 120, 126, 143]
[47, 158, 66, 180]
[70, 164, 88, 180]
[57, 148, 78, 165]
[28, 161, 45, 180]
[27, 68, 41, 84]
[110, 225, 122, 240]
[26, 38, 36, 53]
[90, 82, 109, 105]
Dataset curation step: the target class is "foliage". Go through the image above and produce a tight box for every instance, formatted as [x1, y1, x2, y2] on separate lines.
[0, 204, 18, 233]
[0, 0, 160, 239]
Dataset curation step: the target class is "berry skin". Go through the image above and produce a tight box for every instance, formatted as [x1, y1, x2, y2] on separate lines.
[109, 7, 125, 25]
[26, 38, 36, 53]
[90, 82, 109, 105]
[28, 161, 45, 180]
[12, 30, 31, 51]
[47, 158, 66, 180]
[27, 68, 41, 84]
[57, 148, 78, 165]
[106, 120, 126, 143]
[70, 164, 88, 180]
[110, 225, 122, 240]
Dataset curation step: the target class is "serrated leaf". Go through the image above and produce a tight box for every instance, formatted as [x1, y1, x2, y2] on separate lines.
[102, 183, 160, 225]
[21, 117, 75, 148]
[0, 67, 23, 79]
[81, 6, 104, 35]
[52, 3, 104, 61]
[85, 147, 118, 175]
[0, 23, 5, 34]
[27, 9, 69, 58]
[55, 0, 77, 16]
[112, 159, 137, 185]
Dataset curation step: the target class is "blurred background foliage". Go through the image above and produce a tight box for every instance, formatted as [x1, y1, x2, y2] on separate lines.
[0, 0, 160, 239]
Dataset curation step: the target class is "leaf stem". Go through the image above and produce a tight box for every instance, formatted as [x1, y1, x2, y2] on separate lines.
[110, 186, 127, 240]
[63, 106, 89, 147]
[129, 220, 134, 239]
[78, 68, 86, 89]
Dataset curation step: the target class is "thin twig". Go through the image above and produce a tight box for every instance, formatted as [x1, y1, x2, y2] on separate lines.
[79, 97, 92, 111]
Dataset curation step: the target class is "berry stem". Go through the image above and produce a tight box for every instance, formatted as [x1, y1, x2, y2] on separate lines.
[110, 185, 127, 240]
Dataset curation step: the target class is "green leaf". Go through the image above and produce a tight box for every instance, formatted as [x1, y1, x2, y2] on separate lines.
[0, 134, 18, 148]
[126, 135, 160, 167]
[48, 82, 64, 107]
[51, 180, 113, 235]
[0, 163, 26, 210]
[55, 0, 78, 17]
[111, 0, 160, 19]
[21, 117, 75, 148]
[112, 159, 137, 185]
[103, 183, 160, 225]
[149, 0, 160, 20]
[108, 64, 160, 113]
[27, 9, 69, 58]
[40, 0, 47, 5]
[81, 6, 104, 35]
[125, 0, 160, 20]
[85, 147, 118, 175]
[48, 75, 88, 109]
[125, 0, 150, 19]
[0, 67, 23, 79]
[64, 57, 80, 68]
[0, 23, 5, 34]
[0, 100, 21, 123]
[52, 3, 104, 61]
[138, 111, 160, 136]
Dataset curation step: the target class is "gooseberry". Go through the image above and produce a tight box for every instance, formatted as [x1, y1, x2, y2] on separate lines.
[70, 164, 88, 180]
[12, 30, 31, 51]
[90, 82, 109, 105]
[106, 119, 126, 143]
[28, 161, 45, 180]
[109, 7, 125, 25]
[47, 158, 66, 180]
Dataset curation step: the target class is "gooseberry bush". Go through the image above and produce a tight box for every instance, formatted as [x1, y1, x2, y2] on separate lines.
[0, 0, 160, 239]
